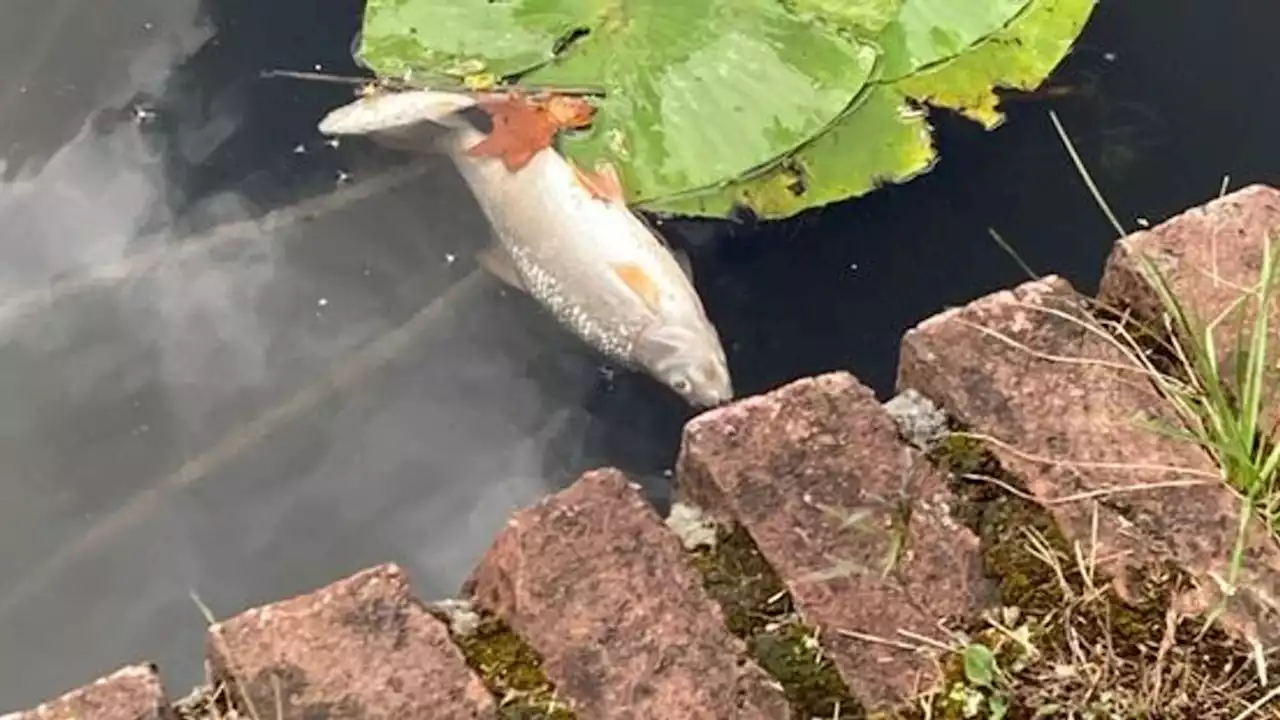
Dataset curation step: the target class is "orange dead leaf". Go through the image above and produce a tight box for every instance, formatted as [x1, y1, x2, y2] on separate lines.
[466, 92, 598, 172]
[542, 94, 596, 130]
[466, 93, 559, 171]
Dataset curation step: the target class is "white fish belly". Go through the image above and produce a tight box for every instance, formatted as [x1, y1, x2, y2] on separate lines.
[453, 146, 670, 365]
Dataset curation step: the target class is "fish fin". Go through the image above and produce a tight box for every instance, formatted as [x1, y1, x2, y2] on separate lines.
[671, 248, 694, 281]
[571, 161, 626, 204]
[318, 89, 477, 136]
[611, 262, 663, 314]
[477, 245, 527, 292]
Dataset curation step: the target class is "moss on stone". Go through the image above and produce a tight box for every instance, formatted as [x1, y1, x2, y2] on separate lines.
[915, 422, 1277, 717]
[439, 610, 575, 719]
[689, 522, 863, 719]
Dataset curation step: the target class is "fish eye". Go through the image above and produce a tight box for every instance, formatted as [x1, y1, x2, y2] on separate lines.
[672, 377, 692, 395]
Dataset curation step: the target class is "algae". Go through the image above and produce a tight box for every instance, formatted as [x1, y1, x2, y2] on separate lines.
[431, 607, 575, 719]
[912, 420, 1279, 718]
[689, 522, 864, 719]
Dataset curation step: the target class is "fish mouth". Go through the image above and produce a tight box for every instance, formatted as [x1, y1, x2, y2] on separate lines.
[688, 384, 734, 410]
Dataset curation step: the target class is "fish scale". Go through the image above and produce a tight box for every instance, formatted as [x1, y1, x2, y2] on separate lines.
[507, 242, 639, 363]
[462, 142, 663, 365]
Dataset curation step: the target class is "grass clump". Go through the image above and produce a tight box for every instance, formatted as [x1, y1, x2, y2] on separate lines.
[913, 514, 1277, 719]
[906, 419, 1279, 718]
[1117, 234, 1280, 533]
[1046, 108, 1280, 548]
[687, 521, 863, 719]
[430, 602, 574, 719]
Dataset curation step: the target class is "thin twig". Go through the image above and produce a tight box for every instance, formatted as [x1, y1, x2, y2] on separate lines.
[987, 227, 1041, 281]
[1048, 109, 1127, 238]
[895, 628, 954, 653]
[1049, 478, 1211, 504]
[951, 431, 1220, 479]
[835, 628, 923, 652]
[260, 68, 608, 97]
[961, 471, 1208, 505]
[1231, 682, 1280, 720]
[954, 315, 1149, 376]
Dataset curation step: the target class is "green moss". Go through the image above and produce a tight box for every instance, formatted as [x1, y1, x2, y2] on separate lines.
[915, 422, 1278, 717]
[442, 612, 575, 719]
[690, 523, 863, 719]
[930, 431, 990, 477]
[981, 496, 1072, 614]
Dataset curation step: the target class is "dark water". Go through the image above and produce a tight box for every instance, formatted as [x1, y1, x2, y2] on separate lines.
[1, 0, 1277, 709]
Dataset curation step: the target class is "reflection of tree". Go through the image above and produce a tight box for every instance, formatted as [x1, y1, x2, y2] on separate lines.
[0, 160, 437, 331]
[1095, 98, 1171, 180]
[1014, 41, 1174, 184]
[111, 0, 377, 218]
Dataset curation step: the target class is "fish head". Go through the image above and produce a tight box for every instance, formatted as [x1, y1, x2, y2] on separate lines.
[633, 318, 734, 409]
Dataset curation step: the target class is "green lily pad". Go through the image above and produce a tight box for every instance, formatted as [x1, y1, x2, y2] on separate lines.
[893, 0, 1099, 128]
[780, 0, 906, 35]
[646, 0, 1094, 219]
[876, 0, 1032, 81]
[645, 85, 936, 219]
[356, 0, 603, 80]
[351, 0, 1096, 223]
[523, 0, 880, 204]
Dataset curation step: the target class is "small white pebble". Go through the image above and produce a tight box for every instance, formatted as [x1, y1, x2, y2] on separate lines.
[665, 502, 719, 550]
[849, 262, 859, 271]
[336, 170, 351, 183]
[1137, 217, 1150, 228]
[317, 298, 328, 307]
[293, 144, 306, 154]
[1104, 52, 1117, 62]
[444, 253, 456, 264]
[313, 63, 323, 71]
[325, 138, 340, 148]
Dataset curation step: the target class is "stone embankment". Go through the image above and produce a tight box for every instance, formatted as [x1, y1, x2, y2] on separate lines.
[6, 186, 1280, 719]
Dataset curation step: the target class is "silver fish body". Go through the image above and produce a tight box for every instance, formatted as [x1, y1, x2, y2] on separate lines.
[318, 90, 734, 408]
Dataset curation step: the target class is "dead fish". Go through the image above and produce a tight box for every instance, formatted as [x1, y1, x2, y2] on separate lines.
[317, 89, 734, 408]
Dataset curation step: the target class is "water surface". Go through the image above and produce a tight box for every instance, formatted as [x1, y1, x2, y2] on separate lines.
[1, 0, 1278, 709]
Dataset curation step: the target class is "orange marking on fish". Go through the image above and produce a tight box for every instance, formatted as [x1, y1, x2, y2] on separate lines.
[611, 262, 663, 313]
[572, 161, 626, 204]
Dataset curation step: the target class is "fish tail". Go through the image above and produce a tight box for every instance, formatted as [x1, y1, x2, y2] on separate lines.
[317, 89, 479, 136]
